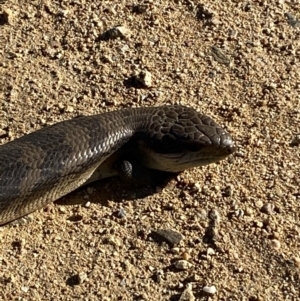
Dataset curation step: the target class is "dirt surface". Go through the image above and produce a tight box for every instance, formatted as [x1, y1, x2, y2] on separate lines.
[0, 0, 300, 300]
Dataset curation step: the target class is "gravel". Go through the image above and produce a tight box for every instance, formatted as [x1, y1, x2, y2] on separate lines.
[0, 0, 299, 300]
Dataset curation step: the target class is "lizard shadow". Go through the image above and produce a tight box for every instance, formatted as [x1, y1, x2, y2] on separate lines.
[55, 171, 178, 208]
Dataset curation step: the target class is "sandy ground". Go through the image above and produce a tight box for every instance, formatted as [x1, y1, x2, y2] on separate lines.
[0, 0, 300, 300]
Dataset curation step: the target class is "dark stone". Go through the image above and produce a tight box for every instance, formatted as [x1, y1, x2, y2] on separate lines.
[152, 229, 184, 246]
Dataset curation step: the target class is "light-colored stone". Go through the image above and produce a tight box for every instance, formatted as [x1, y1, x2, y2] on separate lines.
[174, 260, 193, 270]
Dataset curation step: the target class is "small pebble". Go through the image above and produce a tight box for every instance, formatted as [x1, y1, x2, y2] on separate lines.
[245, 207, 254, 216]
[172, 247, 180, 254]
[285, 13, 300, 28]
[152, 269, 164, 283]
[203, 285, 217, 294]
[0, 129, 8, 137]
[294, 257, 300, 268]
[193, 274, 201, 281]
[132, 4, 148, 14]
[197, 4, 214, 21]
[120, 278, 126, 286]
[101, 55, 114, 64]
[192, 182, 201, 192]
[261, 203, 275, 215]
[254, 220, 263, 228]
[106, 236, 122, 247]
[84, 201, 91, 208]
[181, 252, 190, 260]
[76, 271, 88, 284]
[231, 250, 239, 259]
[57, 102, 64, 110]
[271, 239, 281, 250]
[234, 266, 244, 273]
[136, 70, 152, 87]
[207, 247, 216, 256]
[148, 266, 155, 272]
[208, 70, 216, 78]
[256, 200, 264, 208]
[204, 227, 219, 243]
[179, 283, 195, 301]
[198, 209, 207, 220]
[65, 105, 74, 113]
[235, 208, 244, 218]
[68, 214, 83, 222]
[56, 9, 69, 17]
[0, 9, 14, 25]
[21, 286, 29, 293]
[100, 26, 131, 40]
[174, 260, 193, 270]
[271, 231, 280, 239]
[208, 208, 221, 224]
[153, 229, 184, 246]
[211, 46, 230, 65]
[58, 207, 66, 213]
[115, 208, 126, 218]
[290, 133, 300, 146]
[39, 118, 46, 124]
[223, 185, 233, 197]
